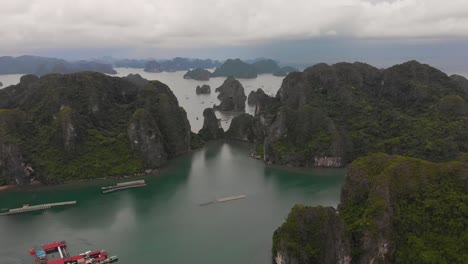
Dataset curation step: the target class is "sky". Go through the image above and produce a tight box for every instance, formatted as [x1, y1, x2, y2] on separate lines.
[1, 0, 468, 73]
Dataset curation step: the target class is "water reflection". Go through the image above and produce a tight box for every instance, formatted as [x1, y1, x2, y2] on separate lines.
[0, 142, 345, 264]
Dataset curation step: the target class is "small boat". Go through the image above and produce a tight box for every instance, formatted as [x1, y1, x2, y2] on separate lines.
[101, 180, 146, 194]
[29, 241, 118, 264]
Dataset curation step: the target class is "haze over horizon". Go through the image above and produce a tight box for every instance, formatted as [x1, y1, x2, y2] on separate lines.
[2, 0, 468, 73]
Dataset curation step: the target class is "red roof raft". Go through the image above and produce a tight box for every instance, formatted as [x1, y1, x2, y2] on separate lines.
[29, 241, 118, 264]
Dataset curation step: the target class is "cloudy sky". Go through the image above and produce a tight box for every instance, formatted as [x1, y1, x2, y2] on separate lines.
[2, 0, 468, 72]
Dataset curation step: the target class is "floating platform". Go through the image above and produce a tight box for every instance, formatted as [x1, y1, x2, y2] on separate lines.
[0, 201, 76, 216]
[101, 180, 146, 194]
[200, 194, 246, 206]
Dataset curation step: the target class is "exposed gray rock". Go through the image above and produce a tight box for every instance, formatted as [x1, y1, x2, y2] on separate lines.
[247, 88, 264, 105]
[128, 109, 167, 168]
[196, 84, 211, 94]
[214, 77, 246, 111]
[198, 108, 223, 140]
[225, 113, 263, 143]
[273, 206, 351, 264]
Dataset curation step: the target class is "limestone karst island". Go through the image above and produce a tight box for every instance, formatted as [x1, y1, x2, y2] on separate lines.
[0, 1, 467, 263]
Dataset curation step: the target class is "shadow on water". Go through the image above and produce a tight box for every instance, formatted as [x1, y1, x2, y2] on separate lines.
[203, 140, 225, 160]
[262, 164, 346, 206]
[0, 150, 194, 230]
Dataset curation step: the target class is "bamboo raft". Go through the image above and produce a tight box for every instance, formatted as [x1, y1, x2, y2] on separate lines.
[0, 201, 77, 216]
[101, 180, 147, 194]
[200, 194, 247, 206]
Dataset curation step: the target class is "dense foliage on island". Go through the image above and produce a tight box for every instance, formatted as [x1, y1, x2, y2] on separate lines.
[211, 58, 297, 79]
[0, 55, 117, 76]
[184, 68, 212, 81]
[246, 60, 468, 264]
[226, 60, 468, 167]
[273, 153, 468, 264]
[0, 72, 201, 185]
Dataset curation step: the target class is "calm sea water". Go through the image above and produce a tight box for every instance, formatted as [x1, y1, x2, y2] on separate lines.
[112, 68, 284, 132]
[0, 142, 345, 264]
[0, 69, 283, 132]
[0, 74, 24, 88]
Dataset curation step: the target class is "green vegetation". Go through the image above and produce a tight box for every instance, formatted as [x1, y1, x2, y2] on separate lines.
[0, 72, 193, 184]
[211, 59, 257, 79]
[342, 154, 468, 263]
[31, 128, 143, 183]
[273, 205, 349, 264]
[274, 154, 468, 263]
[264, 61, 468, 165]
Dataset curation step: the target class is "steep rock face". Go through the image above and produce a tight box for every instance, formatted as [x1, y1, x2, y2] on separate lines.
[259, 61, 468, 166]
[139, 81, 192, 158]
[247, 88, 265, 105]
[450, 74, 468, 99]
[273, 154, 468, 264]
[214, 77, 246, 111]
[0, 109, 33, 185]
[144, 60, 162, 73]
[340, 154, 468, 263]
[273, 205, 351, 264]
[211, 59, 257, 79]
[0, 81, 2, 87]
[196, 84, 211, 94]
[128, 109, 167, 167]
[0, 72, 193, 185]
[225, 114, 263, 143]
[184, 68, 211, 81]
[198, 108, 224, 140]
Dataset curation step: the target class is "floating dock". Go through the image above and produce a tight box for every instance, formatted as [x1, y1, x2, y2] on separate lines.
[200, 194, 247, 206]
[0, 201, 76, 216]
[101, 180, 146, 194]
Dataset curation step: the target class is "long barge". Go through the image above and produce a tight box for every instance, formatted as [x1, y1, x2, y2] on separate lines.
[101, 180, 146, 194]
[0, 201, 76, 216]
[200, 194, 247, 206]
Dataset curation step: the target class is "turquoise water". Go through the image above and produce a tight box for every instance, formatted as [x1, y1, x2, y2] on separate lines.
[0, 142, 345, 263]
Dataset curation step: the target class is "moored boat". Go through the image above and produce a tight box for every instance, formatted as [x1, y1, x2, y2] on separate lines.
[29, 241, 118, 264]
[101, 180, 147, 194]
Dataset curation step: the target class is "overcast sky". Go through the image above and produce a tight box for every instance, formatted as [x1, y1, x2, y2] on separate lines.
[1, 0, 468, 72]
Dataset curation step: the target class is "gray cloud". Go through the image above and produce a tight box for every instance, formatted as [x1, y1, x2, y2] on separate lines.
[1, 0, 468, 53]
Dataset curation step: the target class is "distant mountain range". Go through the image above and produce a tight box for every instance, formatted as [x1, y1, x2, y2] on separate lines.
[0, 55, 297, 78]
[93, 56, 222, 71]
[0, 55, 117, 75]
[210, 59, 298, 79]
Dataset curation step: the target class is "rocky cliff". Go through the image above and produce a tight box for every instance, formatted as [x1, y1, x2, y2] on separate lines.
[184, 68, 211, 81]
[225, 114, 263, 143]
[273, 205, 351, 264]
[227, 61, 468, 167]
[198, 108, 224, 140]
[196, 84, 211, 94]
[214, 77, 247, 111]
[0, 72, 194, 185]
[273, 153, 468, 264]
